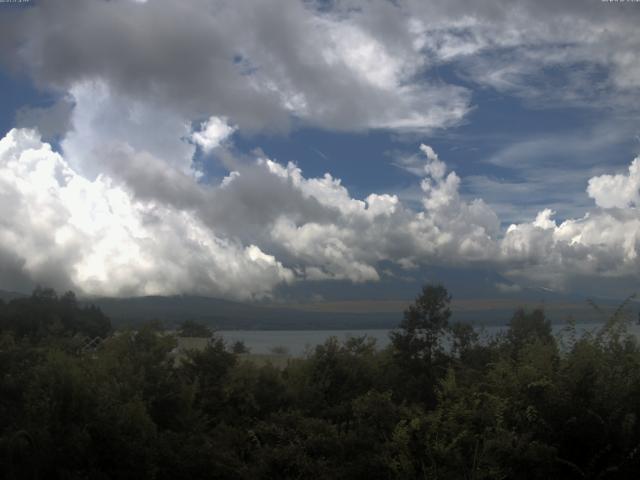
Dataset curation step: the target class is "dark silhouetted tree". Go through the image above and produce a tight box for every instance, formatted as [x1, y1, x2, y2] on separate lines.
[390, 284, 452, 405]
[391, 284, 452, 363]
[178, 320, 212, 338]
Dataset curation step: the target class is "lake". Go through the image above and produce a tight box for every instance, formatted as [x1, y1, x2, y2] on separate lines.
[218, 322, 640, 356]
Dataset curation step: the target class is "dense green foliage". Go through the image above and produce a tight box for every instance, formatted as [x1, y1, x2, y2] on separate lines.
[0, 287, 111, 341]
[177, 320, 212, 338]
[2, 286, 640, 479]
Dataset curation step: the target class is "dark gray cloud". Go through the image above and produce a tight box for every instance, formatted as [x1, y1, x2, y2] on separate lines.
[0, 246, 36, 293]
[14, 97, 74, 140]
[0, 0, 471, 132]
[2, 0, 286, 129]
[3, 0, 639, 133]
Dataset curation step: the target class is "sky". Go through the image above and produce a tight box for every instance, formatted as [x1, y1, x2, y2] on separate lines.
[0, 0, 639, 303]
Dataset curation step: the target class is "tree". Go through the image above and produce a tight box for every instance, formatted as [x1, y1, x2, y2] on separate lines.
[181, 337, 236, 417]
[178, 320, 212, 338]
[389, 285, 452, 406]
[0, 288, 111, 340]
[231, 340, 249, 354]
[391, 284, 452, 363]
[270, 345, 289, 356]
[506, 308, 553, 354]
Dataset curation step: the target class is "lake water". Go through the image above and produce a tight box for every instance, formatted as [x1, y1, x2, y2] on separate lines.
[218, 322, 640, 356]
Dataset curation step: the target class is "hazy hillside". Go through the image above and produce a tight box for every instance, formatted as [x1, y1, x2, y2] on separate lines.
[0, 290, 27, 302]
[2, 288, 627, 330]
[87, 294, 624, 330]
[87, 295, 400, 330]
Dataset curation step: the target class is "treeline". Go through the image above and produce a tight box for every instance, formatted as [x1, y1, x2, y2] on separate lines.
[0, 287, 110, 341]
[1, 286, 640, 478]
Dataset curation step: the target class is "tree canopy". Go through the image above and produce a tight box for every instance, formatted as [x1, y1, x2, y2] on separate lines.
[1, 285, 640, 479]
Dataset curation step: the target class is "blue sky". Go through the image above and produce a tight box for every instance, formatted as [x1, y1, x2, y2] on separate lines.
[0, 0, 639, 302]
[234, 89, 639, 223]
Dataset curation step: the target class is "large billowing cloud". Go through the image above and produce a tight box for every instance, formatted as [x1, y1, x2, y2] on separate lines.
[0, 0, 470, 133]
[2, 119, 640, 298]
[3, 0, 638, 134]
[500, 157, 640, 290]
[0, 119, 500, 297]
[587, 159, 640, 209]
[500, 206, 640, 291]
[0, 128, 293, 299]
[1, 0, 639, 298]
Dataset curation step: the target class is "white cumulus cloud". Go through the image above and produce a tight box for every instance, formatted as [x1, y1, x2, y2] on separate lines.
[0, 128, 293, 299]
[192, 116, 236, 153]
[587, 158, 640, 209]
[3, 121, 640, 299]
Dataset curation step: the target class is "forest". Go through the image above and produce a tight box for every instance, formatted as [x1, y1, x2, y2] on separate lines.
[1, 285, 640, 479]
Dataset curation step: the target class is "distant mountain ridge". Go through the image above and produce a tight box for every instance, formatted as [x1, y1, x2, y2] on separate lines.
[87, 295, 400, 330]
[1, 289, 630, 330]
[88, 294, 625, 330]
[0, 290, 27, 302]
